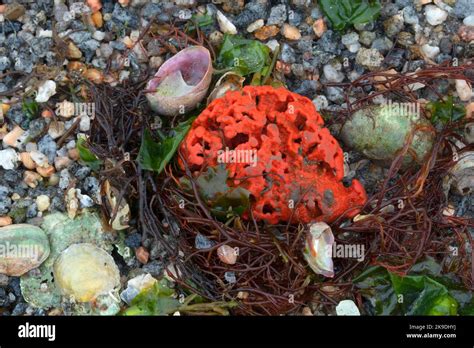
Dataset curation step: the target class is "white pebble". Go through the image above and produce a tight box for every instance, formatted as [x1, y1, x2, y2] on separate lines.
[424, 5, 448, 26]
[92, 30, 106, 41]
[36, 195, 50, 212]
[312, 95, 329, 111]
[455, 80, 473, 102]
[217, 10, 237, 35]
[35, 80, 57, 103]
[247, 19, 264, 33]
[0, 149, 19, 170]
[421, 44, 440, 59]
[464, 15, 474, 26]
[323, 64, 345, 83]
[265, 39, 280, 53]
[79, 115, 91, 132]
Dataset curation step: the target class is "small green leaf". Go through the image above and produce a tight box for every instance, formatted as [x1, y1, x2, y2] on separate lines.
[123, 279, 180, 316]
[138, 118, 194, 174]
[217, 34, 271, 76]
[320, 0, 381, 31]
[76, 136, 102, 171]
[187, 13, 213, 31]
[22, 99, 39, 119]
[123, 278, 237, 316]
[427, 96, 466, 126]
[182, 165, 251, 219]
[211, 186, 250, 220]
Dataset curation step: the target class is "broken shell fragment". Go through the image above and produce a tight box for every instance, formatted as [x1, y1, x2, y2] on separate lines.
[3, 125, 25, 148]
[120, 273, 157, 305]
[217, 245, 237, 265]
[145, 46, 212, 116]
[20, 152, 37, 170]
[217, 10, 237, 34]
[35, 80, 57, 103]
[444, 151, 474, 196]
[0, 224, 50, 276]
[303, 222, 334, 278]
[0, 148, 19, 170]
[53, 243, 120, 303]
[207, 72, 245, 104]
[340, 105, 435, 169]
[102, 180, 130, 230]
[23, 170, 42, 188]
[336, 300, 361, 316]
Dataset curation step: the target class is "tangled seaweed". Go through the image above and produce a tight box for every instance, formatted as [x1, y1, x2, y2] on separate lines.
[79, 23, 474, 314]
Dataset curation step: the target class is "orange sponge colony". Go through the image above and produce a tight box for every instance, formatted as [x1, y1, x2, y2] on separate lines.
[180, 86, 367, 224]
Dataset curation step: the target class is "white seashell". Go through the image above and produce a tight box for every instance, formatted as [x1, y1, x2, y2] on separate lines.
[303, 222, 334, 277]
[336, 300, 361, 316]
[35, 80, 57, 103]
[217, 10, 237, 34]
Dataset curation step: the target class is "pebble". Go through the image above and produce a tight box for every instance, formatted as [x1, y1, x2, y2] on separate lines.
[424, 5, 448, 26]
[281, 24, 301, 40]
[359, 31, 376, 47]
[0, 56, 11, 71]
[464, 15, 474, 26]
[35, 80, 57, 103]
[325, 86, 345, 104]
[323, 64, 345, 83]
[267, 4, 287, 26]
[0, 149, 19, 170]
[312, 95, 329, 110]
[336, 300, 360, 316]
[455, 80, 473, 101]
[421, 44, 440, 59]
[247, 19, 264, 33]
[195, 233, 214, 249]
[217, 245, 237, 265]
[371, 37, 393, 53]
[48, 121, 66, 139]
[356, 48, 384, 70]
[266, 39, 280, 53]
[341, 32, 361, 53]
[254, 25, 279, 41]
[312, 18, 326, 38]
[454, 0, 474, 19]
[67, 42, 82, 59]
[403, 6, 419, 25]
[383, 14, 405, 37]
[280, 43, 296, 63]
[36, 195, 50, 212]
[217, 10, 237, 35]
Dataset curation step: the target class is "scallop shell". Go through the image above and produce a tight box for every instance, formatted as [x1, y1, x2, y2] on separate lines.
[146, 46, 213, 116]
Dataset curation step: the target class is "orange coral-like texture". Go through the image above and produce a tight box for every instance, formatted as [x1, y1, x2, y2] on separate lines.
[180, 86, 367, 224]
